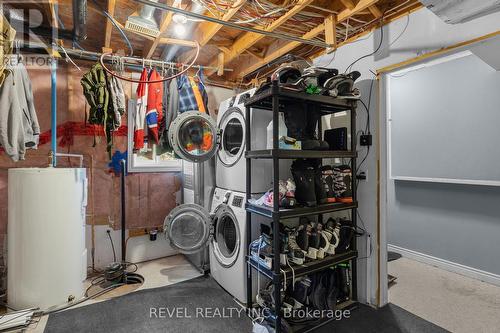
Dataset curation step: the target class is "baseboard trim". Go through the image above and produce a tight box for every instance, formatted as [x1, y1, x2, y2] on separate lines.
[388, 244, 500, 287]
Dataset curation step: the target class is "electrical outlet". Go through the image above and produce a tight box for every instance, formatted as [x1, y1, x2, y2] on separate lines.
[360, 134, 372, 146]
[356, 171, 368, 182]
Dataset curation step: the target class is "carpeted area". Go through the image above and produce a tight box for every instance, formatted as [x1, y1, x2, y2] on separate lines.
[44, 275, 253, 333]
[315, 303, 449, 333]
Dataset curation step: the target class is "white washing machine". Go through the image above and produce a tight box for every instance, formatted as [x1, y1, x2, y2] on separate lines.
[164, 187, 268, 304]
[215, 89, 274, 193]
[168, 89, 279, 193]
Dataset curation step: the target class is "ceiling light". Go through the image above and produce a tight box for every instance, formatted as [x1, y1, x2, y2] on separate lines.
[174, 24, 187, 37]
[172, 13, 188, 25]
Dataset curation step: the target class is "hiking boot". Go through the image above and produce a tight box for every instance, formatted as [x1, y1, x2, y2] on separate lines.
[249, 233, 274, 269]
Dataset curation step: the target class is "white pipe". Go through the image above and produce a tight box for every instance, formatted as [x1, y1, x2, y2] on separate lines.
[55, 153, 84, 168]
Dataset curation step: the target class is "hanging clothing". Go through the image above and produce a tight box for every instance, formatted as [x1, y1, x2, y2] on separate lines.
[0, 14, 16, 87]
[177, 74, 208, 113]
[81, 63, 118, 155]
[107, 74, 126, 130]
[0, 59, 40, 161]
[146, 69, 163, 145]
[133, 68, 148, 150]
[160, 75, 178, 150]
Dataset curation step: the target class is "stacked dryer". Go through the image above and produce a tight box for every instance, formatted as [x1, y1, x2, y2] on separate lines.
[209, 89, 273, 305]
[163, 89, 288, 305]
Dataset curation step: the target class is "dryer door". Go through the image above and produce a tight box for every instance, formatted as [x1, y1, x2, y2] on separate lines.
[169, 111, 219, 163]
[217, 107, 246, 167]
[211, 204, 240, 268]
[163, 203, 212, 254]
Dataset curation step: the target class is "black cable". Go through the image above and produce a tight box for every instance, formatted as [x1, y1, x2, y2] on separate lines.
[345, 10, 387, 73]
[107, 230, 117, 263]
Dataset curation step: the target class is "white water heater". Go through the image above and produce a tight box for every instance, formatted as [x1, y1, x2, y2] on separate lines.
[8, 168, 88, 310]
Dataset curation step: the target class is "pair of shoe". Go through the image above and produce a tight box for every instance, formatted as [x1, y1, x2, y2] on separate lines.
[282, 103, 330, 151]
[260, 179, 297, 209]
[249, 233, 274, 270]
[321, 165, 353, 203]
[288, 270, 339, 312]
[291, 159, 328, 207]
[333, 165, 353, 203]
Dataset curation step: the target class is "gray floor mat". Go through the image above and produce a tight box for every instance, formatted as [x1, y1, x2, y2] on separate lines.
[45, 275, 447, 333]
[44, 275, 252, 333]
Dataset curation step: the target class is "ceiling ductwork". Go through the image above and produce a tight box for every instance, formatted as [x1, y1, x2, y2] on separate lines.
[420, 0, 500, 24]
[72, 0, 87, 40]
[125, 0, 160, 38]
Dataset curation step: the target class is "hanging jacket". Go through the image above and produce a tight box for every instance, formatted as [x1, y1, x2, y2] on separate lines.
[107, 74, 126, 130]
[0, 59, 40, 161]
[146, 69, 163, 145]
[133, 68, 148, 150]
[160, 75, 178, 150]
[0, 14, 16, 87]
[177, 74, 208, 113]
[81, 63, 118, 156]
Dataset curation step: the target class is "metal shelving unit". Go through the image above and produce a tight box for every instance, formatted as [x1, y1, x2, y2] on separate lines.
[244, 82, 359, 333]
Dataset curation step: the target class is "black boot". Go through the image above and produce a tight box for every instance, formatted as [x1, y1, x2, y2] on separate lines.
[291, 159, 317, 207]
[310, 159, 328, 205]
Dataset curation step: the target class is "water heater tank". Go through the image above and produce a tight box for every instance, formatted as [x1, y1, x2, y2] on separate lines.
[8, 168, 88, 310]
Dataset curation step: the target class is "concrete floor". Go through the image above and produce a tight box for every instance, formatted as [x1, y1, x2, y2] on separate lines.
[389, 257, 500, 333]
[28, 254, 202, 332]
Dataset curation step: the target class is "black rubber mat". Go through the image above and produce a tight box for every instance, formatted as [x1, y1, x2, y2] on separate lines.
[44, 275, 252, 333]
[314, 303, 449, 333]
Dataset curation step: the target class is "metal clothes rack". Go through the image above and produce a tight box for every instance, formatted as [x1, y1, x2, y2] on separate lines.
[14, 40, 233, 73]
[244, 81, 359, 333]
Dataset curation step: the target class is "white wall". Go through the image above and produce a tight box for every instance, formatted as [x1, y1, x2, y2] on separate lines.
[314, 8, 500, 306]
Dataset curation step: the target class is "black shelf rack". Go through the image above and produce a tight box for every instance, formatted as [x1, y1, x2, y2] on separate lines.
[244, 81, 359, 333]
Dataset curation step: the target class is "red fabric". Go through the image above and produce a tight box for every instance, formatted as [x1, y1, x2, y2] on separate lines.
[0, 121, 128, 153]
[147, 69, 163, 144]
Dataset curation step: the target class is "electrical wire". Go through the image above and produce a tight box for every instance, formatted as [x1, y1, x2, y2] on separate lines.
[344, 12, 385, 73]
[41, 283, 125, 315]
[106, 230, 116, 263]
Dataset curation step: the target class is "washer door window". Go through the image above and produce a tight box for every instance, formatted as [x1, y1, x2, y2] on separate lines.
[163, 203, 211, 254]
[169, 111, 218, 163]
[218, 108, 245, 167]
[212, 205, 240, 268]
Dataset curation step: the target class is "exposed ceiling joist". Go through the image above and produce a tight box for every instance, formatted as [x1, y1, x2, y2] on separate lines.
[205, 0, 316, 76]
[339, 0, 355, 10]
[195, 0, 247, 47]
[143, 0, 181, 59]
[104, 0, 116, 51]
[368, 5, 383, 18]
[235, 0, 382, 79]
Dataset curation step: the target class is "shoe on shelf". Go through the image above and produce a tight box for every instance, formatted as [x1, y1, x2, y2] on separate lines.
[249, 233, 274, 269]
[286, 227, 306, 265]
[310, 159, 328, 205]
[291, 159, 317, 207]
[317, 223, 330, 259]
[325, 218, 341, 255]
[334, 165, 353, 203]
[321, 166, 336, 203]
[306, 223, 321, 260]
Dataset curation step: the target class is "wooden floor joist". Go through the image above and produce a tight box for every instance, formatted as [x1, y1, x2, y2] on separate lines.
[104, 0, 116, 51]
[234, 0, 382, 79]
[205, 0, 316, 76]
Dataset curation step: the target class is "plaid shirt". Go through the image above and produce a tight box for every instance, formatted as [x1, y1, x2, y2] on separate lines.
[177, 74, 208, 113]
